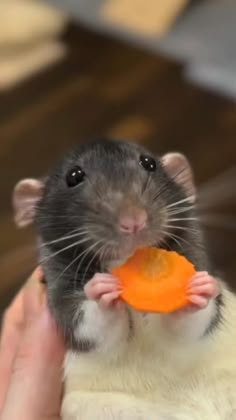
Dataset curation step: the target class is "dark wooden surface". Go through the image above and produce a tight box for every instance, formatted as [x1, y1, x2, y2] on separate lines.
[0, 22, 236, 313]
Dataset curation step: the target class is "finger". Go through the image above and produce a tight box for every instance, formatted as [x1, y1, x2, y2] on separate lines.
[188, 284, 215, 296]
[0, 267, 43, 411]
[99, 291, 121, 308]
[192, 271, 208, 278]
[89, 274, 119, 285]
[22, 266, 45, 321]
[188, 295, 208, 309]
[1, 290, 65, 420]
[85, 282, 121, 298]
[188, 278, 210, 288]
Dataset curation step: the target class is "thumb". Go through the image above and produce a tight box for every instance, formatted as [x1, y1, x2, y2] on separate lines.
[1, 275, 65, 420]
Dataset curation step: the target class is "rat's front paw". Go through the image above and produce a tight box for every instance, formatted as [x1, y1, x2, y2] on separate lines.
[84, 273, 122, 309]
[187, 271, 220, 310]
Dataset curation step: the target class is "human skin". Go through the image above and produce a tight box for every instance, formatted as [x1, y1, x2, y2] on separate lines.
[0, 267, 65, 420]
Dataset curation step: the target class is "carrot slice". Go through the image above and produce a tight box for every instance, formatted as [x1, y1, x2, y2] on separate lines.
[112, 247, 195, 313]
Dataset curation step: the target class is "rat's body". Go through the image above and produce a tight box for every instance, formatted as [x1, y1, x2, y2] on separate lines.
[13, 139, 236, 419]
[63, 290, 236, 420]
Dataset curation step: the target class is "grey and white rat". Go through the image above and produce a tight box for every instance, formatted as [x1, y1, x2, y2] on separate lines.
[13, 138, 236, 420]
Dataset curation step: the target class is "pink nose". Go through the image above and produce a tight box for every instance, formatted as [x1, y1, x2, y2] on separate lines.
[119, 210, 147, 234]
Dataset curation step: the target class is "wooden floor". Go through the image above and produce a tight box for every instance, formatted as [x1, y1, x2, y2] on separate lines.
[1, 23, 236, 312]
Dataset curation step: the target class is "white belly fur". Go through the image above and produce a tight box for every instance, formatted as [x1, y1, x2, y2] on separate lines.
[62, 288, 236, 420]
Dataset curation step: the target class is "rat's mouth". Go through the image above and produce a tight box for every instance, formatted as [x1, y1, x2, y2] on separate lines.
[105, 235, 160, 271]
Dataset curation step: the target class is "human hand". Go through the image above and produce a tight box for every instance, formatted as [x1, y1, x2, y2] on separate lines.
[0, 267, 65, 420]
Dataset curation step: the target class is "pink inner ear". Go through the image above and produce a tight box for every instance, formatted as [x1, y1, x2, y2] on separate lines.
[161, 153, 196, 200]
[13, 179, 43, 228]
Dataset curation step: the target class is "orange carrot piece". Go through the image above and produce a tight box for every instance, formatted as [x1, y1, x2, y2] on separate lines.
[112, 247, 195, 313]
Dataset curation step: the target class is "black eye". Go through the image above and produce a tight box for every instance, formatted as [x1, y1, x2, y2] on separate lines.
[66, 166, 85, 187]
[139, 155, 156, 172]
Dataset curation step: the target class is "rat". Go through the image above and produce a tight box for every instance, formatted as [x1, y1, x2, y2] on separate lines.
[13, 138, 236, 420]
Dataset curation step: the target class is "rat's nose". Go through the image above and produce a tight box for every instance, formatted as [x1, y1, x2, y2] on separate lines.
[119, 210, 147, 234]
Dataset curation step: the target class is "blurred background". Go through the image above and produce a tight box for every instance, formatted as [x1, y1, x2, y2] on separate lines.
[1, 0, 236, 313]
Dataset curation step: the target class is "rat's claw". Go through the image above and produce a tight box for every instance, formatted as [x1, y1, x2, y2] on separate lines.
[84, 273, 122, 309]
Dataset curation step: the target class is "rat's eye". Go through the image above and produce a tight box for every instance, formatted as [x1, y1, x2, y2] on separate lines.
[66, 166, 85, 187]
[139, 155, 156, 172]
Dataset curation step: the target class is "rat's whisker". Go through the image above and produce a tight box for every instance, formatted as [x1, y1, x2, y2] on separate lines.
[174, 232, 204, 251]
[159, 236, 170, 251]
[167, 205, 195, 216]
[39, 221, 103, 236]
[73, 242, 99, 289]
[39, 219, 102, 228]
[164, 224, 199, 234]
[168, 217, 198, 223]
[161, 229, 185, 253]
[82, 242, 105, 286]
[37, 212, 103, 223]
[100, 243, 109, 272]
[40, 237, 91, 264]
[56, 239, 103, 285]
[166, 196, 195, 209]
[161, 228, 204, 251]
[74, 240, 103, 285]
[71, 225, 102, 258]
[36, 211, 96, 220]
[55, 244, 93, 284]
[39, 229, 93, 248]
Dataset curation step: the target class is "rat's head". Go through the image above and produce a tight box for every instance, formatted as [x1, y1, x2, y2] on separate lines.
[13, 138, 197, 279]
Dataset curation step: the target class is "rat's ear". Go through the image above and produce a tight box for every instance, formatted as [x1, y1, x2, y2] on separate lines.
[161, 153, 196, 202]
[13, 178, 44, 228]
